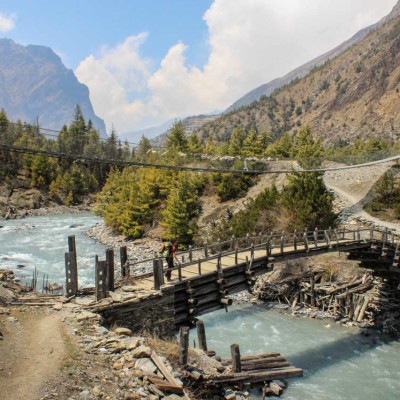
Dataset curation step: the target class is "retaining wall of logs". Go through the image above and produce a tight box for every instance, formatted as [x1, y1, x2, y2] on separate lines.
[255, 240, 400, 335]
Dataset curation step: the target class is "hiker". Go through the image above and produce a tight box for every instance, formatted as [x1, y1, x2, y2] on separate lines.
[160, 239, 179, 281]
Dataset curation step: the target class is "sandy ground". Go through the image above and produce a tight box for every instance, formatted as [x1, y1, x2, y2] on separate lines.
[0, 309, 66, 400]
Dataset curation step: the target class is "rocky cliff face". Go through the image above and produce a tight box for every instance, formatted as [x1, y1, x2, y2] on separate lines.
[226, 0, 400, 112]
[0, 39, 106, 137]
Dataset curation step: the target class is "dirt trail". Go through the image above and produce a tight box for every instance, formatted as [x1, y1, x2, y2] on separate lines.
[0, 309, 66, 400]
[324, 161, 400, 232]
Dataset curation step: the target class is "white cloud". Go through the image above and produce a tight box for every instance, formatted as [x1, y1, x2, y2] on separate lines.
[75, 0, 397, 134]
[0, 12, 16, 32]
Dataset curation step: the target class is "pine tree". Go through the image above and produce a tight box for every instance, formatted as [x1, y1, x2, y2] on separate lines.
[165, 121, 188, 152]
[281, 126, 335, 230]
[135, 135, 152, 162]
[188, 133, 203, 154]
[228, 127, 245, 156]
[242, 128, 260, 156]
[162, 173, 201, 244]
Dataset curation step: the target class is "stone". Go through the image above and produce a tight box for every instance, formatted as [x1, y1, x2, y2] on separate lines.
[75, 296, 96, 306]
[76, 311, 102, 322]
[121, 286, 137, 292]
[126, 338, 142, 350]
[134, 358, 157, 375]
[92, 385, 102, 396]
[53, 303, 63, 311]
[109, 291, 123, 302]
[164, 395, 183, 400]
[114, 327, 133, 336]
[131, 345, 152, 358]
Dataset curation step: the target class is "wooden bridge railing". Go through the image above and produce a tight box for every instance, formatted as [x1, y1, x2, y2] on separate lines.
[66, 226, 397, 300]
[122, 226, 394, 285]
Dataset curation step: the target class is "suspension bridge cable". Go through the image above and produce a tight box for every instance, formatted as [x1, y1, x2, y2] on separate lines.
[1, 144, 399, 175]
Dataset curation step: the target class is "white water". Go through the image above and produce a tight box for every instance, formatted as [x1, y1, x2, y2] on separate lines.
[1, 213, 400, 399]
[0, 213, 105, 288]
[200, 303, 400, 399]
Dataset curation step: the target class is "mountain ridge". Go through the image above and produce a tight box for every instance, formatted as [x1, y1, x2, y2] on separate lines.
[196, 9, 400, 146]
[0, 38, 107, 137]
[226, 0, 400, 113]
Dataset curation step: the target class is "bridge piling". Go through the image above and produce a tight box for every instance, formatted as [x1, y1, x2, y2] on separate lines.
[179, 326, 189, 367]
[105, 249, 115, 291]
[196, 320, 207, 351]
[231, 344, 241, 373]
[95, 258, 108, 301]
[120, 246, 128, 278]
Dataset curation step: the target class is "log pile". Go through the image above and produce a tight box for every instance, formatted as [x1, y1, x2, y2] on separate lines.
[254, 268, 400, 335]
[203, 351, 302, 398]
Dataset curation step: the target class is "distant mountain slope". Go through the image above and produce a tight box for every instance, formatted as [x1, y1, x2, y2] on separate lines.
[0, 39, 107, 137]
[121, 114, 219, 147]
[226, 1, 400, 112]
[197, 9, 400, 146]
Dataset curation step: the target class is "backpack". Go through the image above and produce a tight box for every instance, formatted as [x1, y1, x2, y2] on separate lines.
[161, 242, 172, 258]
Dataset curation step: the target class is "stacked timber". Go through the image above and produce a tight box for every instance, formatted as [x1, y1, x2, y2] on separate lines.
[254, 269, 400, 335]
[205, 351, 302, 397]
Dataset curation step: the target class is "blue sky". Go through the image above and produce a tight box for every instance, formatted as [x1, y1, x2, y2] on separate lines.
[0, 0, 398, 135]
[0, 0, 213, 68]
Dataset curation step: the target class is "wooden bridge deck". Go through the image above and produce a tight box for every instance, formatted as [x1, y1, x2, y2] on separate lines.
[126, 235, 375, 292]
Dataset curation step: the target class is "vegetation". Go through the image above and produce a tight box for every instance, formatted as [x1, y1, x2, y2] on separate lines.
[365, 170, 400, 219]
[210, 127, 337, 241]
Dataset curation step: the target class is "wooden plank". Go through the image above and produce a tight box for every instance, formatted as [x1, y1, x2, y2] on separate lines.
[150, 351, 183, 389]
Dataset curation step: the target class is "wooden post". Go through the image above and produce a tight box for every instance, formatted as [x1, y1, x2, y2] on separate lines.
[310, 274, 315, 307]
[313, 228, 318, 249]
[105, 248, 115, 291]
[357, 228, 361, 240]
[178, 263, 182, 281]
[266, 239, 270, 256]
[179, 326, 190, 366]
[231, 344, 241, 373]
[120, 246, 128, 278]
[204, 243, 208, 258]
[251, 243, 255, 259]
[370, 228, 374, 241]
[235, 249, 238, 264]
[280, 232, 285, 253]
[189, 245, 193, 262]
[246, 233, 250, 248]
[217, 238, 221, 253]
[303, 230, 309, 252]
[217, 252, 222, 275]
[293, 230, 297, 251]
[95, 259, 108, 301]
[334, 229, 339, 245]
[65, 251, 78, 297]
[198, 258, 202, 275]
[196, 320, 207, 351]
[153, 258, 164, 290]
[68, 235, 77, 257]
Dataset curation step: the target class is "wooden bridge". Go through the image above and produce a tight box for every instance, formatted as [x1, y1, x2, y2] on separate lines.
[65, 226, 400, 331]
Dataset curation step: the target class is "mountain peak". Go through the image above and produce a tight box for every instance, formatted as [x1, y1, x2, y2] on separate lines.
[0, 39, 106, 137]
